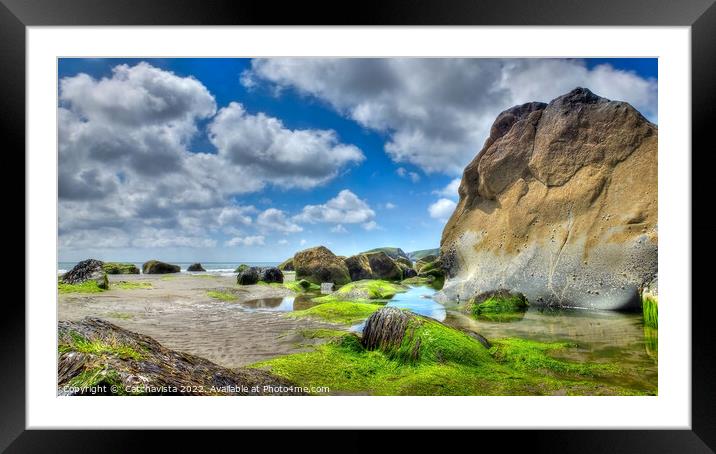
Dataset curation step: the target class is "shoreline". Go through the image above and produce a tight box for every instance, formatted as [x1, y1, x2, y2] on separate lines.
[58, 273, 341, 368]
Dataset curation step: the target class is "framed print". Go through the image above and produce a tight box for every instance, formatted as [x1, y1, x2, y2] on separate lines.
[5, 0, 712, 450]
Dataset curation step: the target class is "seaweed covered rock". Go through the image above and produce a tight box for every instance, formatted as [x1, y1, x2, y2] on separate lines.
[259, 267, 284, 284]
[439, 88, 657, 310]
[344, 254, 373, 281]
[319, 280, 407, 302]
[361, 307, 491, 365]
[293, 246, 351, 287]
[57, 318, 304, 395]
[278, 258, 294, 271]
[234, 264, 249, 273]
[102, 262, 140, 275]
[187, 263, 206, 272]
[467, 290, 529, 323]
[142, 260, 180, 274]
[237, 267, 259, 285]
[364, 252, 403, 281]
[62, 259, 108, 289]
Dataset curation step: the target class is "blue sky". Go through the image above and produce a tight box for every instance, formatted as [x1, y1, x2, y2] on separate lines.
[58, 58, 657, 263]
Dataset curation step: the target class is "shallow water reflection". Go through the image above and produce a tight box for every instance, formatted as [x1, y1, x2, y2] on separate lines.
[241, 294, 320, 312]
[386, 286, 446, 321]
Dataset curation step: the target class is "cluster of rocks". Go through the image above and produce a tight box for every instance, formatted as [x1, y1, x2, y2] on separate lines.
[237, 266, 284, 285]
[270, 245, 445, 289]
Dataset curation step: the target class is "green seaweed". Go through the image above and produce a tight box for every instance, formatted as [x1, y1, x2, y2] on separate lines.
[287, 301, 383, 324]
[102, 262, 139, 274]
[114, 281, 152, 290]
[207, 290, 238, 301]
[642, 294, 658, 328]
[470, 293, 529, 322]
[106, 312, 134, 320]
[59, 331, 143, 361]
[58, 280, 106, 294]
[252, 321, 640, 396]
[489, 338, 620, 377]
[283, 279, 321, 292]
[312, 280, 406, 304]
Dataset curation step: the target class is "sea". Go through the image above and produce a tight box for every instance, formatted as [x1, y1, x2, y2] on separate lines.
[58, 262, 281, 277]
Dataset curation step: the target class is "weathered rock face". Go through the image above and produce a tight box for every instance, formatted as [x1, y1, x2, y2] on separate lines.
[58, 318, 304, 395]
[259, 267, 284, 284]
[187, 263, 206, 272]
[237, 267, 259, 285]
[62, 259, 109, 289]
[142, 260, 181, 274]
[344, 254, 373, 281]
[438, 88, 657, 310]
[293, 246, 351, 286]
[364, 252, 403, 281]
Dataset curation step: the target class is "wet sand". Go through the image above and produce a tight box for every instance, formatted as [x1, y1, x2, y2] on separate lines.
[58, 273, 340, 368]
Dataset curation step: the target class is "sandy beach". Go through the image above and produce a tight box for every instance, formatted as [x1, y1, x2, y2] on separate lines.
[58, 272, 340, 368]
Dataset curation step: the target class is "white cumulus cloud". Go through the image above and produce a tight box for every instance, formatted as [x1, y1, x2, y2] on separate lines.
[434, 178, 461, 199]
[225, 235, 266, 247]
[256, 208, 303, 233]
[244, 58, 657, 175]
[428, 198, 457, 221]
[295, 189, 375, 224]
[208, 102, 364, 189]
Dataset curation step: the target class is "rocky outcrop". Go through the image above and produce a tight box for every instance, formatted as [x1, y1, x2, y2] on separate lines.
[401, 266, 417, 279]
[142, 260, 180, 274]
[278, 258, 294, 271]
[187, 263, 206, 272]
[293, 246, 351, 286]
[408, 248, 440, 261]
[344, 254, 373, 281]
[364, 252, 403, 281]
[62, 259, 109, 289]
[102, 262, 140, 275]
[58, 318, 304, 395]
[438, 88, 657, 310]
[259, 267, 284, 284]
[237, 267, 259, 285]
[361, 247, 411, 262]
[415, 255, 438, 273]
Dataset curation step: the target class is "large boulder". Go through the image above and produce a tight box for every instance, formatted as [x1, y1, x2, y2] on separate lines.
[187, 263, 206, 272]
[293, 246, 351, 287]
[237, 267, 259, 285]
[142, 260, 180, 274]
[365, 252, 403, 281]
[344, 254, 373, 281]
[102, 262, 140, 275]
[259, 267, 284, 284]
[62, 259, 109, 289]
[438, 88, 657, 310]
[58, 318, 304, 395]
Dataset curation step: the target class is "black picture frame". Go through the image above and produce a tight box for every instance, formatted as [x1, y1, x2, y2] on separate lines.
[3, 0, 709, 450]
